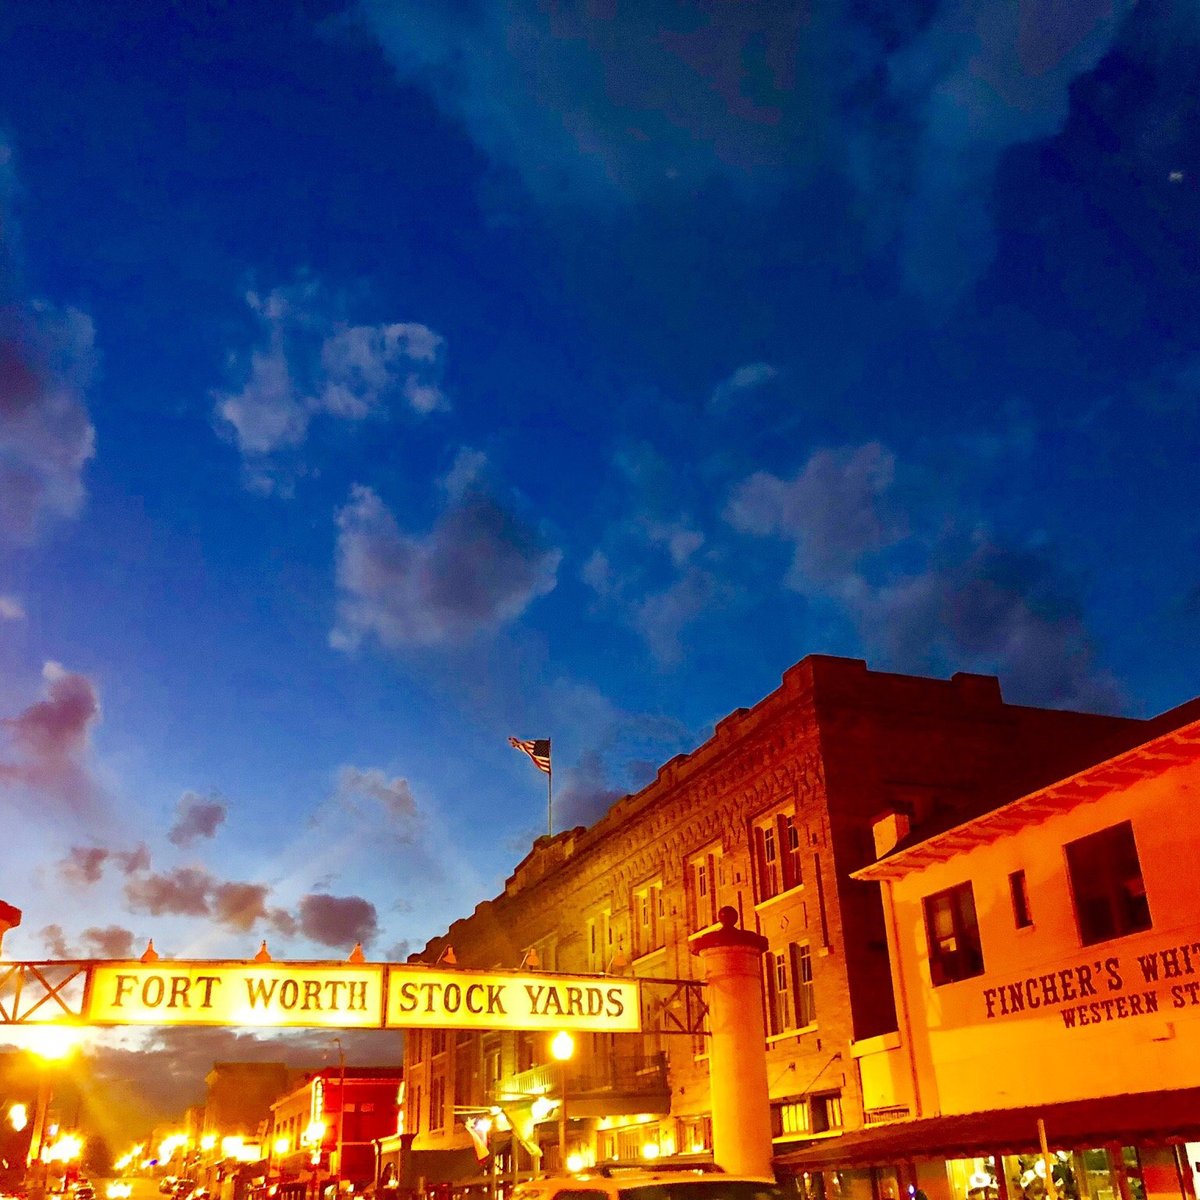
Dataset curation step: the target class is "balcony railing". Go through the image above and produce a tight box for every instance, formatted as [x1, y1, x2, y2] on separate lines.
[494, 1051, 668, 1103]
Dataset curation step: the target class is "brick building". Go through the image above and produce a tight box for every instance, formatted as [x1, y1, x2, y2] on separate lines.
[402, 655, 1151, 1185]
[777, 713, 1200, 1200]
[269, 1067, 403, 1193]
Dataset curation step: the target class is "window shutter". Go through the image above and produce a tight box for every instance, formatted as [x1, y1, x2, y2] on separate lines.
[753, 825, 768, 901]
[706, 853, 717, 924]
[777, 814, 794, 891]
[763, 956, 779, 1036]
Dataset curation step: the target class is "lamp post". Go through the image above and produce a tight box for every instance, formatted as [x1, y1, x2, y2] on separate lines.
[23, 1027, 82, 1200]
[549, 1033, 574, 1172]
[333, 1038, 346, 1196]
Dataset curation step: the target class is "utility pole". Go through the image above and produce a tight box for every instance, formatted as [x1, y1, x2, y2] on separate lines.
[334, 1038, 346, 1196]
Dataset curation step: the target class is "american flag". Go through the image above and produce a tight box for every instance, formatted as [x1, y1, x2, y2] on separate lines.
[508, 736, 551, 774]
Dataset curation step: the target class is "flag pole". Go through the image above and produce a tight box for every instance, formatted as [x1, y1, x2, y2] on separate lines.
[547, 744, 553, 838]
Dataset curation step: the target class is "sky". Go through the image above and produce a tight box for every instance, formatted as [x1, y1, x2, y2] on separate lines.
[1, 0, 1199, 1121]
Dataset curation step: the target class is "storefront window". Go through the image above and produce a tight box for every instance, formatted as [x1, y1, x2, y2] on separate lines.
[946, 1156, 999, 1200]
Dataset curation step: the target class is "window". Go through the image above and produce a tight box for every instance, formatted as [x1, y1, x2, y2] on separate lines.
[634, 880, 665, 956]
[688, 846, 722, 930]
[793, 943, 816, 1026]
[1009, 869, 1032, 928]
[429, 1075, 446, 1131]
[811, 1092, 843, 1132]
[764, 941, 816, 1035]
[773, 1100, 811, 1138]
[587, 911, 611, 972]
[409, 1082, 422, 1135]
[430, 1029, 447, 1056]
[923, 881, 984, 985]
[753, 811, 802, 902]
[1066, 821, 1151, 946]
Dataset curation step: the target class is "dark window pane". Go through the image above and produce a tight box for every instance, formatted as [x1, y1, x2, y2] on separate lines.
[1065, 822, 1151, 946]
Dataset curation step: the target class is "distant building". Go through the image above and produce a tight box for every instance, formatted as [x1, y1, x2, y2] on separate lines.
[785, 713, 1200, 1200]
[269, 1067, 403, 1196]
[401, 655, 1152, 1189]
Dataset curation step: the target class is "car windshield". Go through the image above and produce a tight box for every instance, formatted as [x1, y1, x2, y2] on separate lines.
[620, 1184, 787, 1200]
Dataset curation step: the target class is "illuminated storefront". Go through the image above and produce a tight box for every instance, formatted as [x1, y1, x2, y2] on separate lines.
[779, 714, 1200, 1200]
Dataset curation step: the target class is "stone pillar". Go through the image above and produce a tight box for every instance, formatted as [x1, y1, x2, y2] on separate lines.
[690, 906, 772, 1178]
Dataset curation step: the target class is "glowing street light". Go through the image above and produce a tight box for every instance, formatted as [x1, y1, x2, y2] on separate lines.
[8, 1103, 28, 1132]
[549, 1032, 574, 1170]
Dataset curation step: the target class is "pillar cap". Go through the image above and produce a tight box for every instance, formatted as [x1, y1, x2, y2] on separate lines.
[690, 906, 768, 955]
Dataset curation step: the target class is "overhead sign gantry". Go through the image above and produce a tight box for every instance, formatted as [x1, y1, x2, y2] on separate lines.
[0, 958, 646, 1032]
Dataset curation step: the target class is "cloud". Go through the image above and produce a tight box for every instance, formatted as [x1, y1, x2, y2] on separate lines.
[167, 792, 228, 847]
[124, 867, 212, 918]
[297, 894, 379, 948]
[0, 662, 101, 806]
[865, 0, 1126, 302]
[61, 846, 109, 886]
[726, 442, 902, 587]
[39, 924, 74, 958]
[357, 1, 813, 202]
[59, 842, 150, 886]
[726, 442, 1120, 709]
[358, 1, 1129, 299]
[337, 766, 417, 821]
[583, 510, 727, 666]
[80, 925, 135, 959]
[331, 471, 561, 650]
[210, 881, 271, 933]
[865, 537, 1121, 710]
[553, 749, 623, 829]
[0, 595, 25, 620]
[0, 140, 97, 543]
[213, 278, 446, 486]
[710, 362, 778, 410]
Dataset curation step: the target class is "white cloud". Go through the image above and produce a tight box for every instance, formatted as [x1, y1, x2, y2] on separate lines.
[710, 361, 778, 409]
[0, 595, 25, 620]
[213, 279, 447, 485]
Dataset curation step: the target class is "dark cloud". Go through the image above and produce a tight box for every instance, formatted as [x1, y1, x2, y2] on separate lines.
[554, 750, 623, 829]
[72, 1026, 405, 1134]
[728, 442, 1120, 710]
[864, 538, 1121, 711]
[59, 842, 149, 886]
[210, 882, 270, 932]
[124, 867, 212, 918]
[167, 792, 228, 847]
[115, 843, 151, 874]
[80, 925, 136, 959]
[297, 894, 379, 949]
[358, 0, 1127, 300]
[39, 923, 74, 958]
[331, 471, 560, 650]
[0, 142, 96, 542]
[61, 846, 109, 886]
[0, 663, 101, 806]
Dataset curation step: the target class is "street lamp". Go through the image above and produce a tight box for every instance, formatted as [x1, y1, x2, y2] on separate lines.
[549, 1033, 574, 1171]
[22, 1026, 83, 1200]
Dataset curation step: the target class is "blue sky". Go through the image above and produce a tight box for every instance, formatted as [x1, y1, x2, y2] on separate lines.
[2, 0, 1199, 987]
